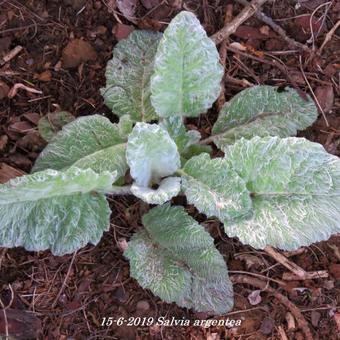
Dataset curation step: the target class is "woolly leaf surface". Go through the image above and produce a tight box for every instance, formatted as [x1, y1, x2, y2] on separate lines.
[212, 86, 318, 148]
[124, 204, 233, 314]
[101, 30, 161, 122]
[126, 122, 180, 187]
[181, 153, 252, 222]
[151, 11, 223, 118]
[33, 115, 130, 178]
[223, 136, 340, 250]
[0, 167, 115, 255]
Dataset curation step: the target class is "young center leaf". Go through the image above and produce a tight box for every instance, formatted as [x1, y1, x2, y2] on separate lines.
[126, 123, 181, 204]
[211, 86, 318, 148]
[151, 11, 223, 118]
[130, 177, 181, 205]
[160, 116, 201, 153]
[124, 204, 234, 314]
[180, 153, 252, 223]
[0, 167, 116, 255]
[223, 136, 340, 250]
[101, 30, 162, 122]
[33, 115, 131, 178]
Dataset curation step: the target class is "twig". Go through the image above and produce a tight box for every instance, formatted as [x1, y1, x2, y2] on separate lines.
[264, 245, 328, 280]
[228, 270, 286, 286]
[51, 251, 77, 308]
[318, 20, 340, 54]
[299, 55, 329, 127]
[308, 1, 332, 50]
[282, 248, 307, 257]
[0, 284, 14, 339]
[264, 246, 307, 278]
[277, 325, 289, 340]
[234, 0, 310, 52]
[217, 4, 234, 111]
[231, 275, 313, 340]
[210, 0, 269, 45]
[0, 45, 23, 66]
[225, 75, 253, 88]
[282, 270, 328, 281]
[8, 83, 42, 98]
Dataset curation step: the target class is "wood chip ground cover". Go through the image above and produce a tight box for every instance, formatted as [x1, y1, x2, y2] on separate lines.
[0, 0, 339, 338]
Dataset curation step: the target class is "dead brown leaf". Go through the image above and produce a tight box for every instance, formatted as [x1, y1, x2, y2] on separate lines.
[113, 23, 135, 41]
[62, 39, 97, 69]
[0, 80, 10, 99]
[0, 135, 8, 151]
[0, 308, 41, 338]
[0, 163, 26, 183]
[35, 70, 52, 82]
[141, 0, 161, 9]
[8, 121, 34, 133]
[315, 85, 334, 113]
[116, 0, 137, 22]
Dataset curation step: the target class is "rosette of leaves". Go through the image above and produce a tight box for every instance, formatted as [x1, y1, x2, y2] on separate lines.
[1, 11, 339, 316]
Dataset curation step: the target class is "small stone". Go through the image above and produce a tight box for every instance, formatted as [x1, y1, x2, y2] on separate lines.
[136, 300, 150, 311]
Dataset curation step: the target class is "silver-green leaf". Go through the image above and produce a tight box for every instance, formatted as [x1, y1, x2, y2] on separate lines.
[124, 204, 233, 314]
[101, 30, 161, 122]
[131, 177, 181, 204]
[33, 115, 130, 178]
[160, 116, 201, 153]
[180, 153, 252, 223]
[38, 111, 75, 142]
[223, 136, 340, 250]
[151, 11, 223, 118]
[126, 122, 180, 187]
[212, 86, 318, 148]
[0, 167, 115, 255]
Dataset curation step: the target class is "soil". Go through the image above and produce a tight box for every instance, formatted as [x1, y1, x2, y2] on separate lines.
[0, 0, 339, 339]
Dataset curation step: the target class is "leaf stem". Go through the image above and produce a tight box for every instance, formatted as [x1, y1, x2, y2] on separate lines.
[175, 169, 186, 176]
[100, 185, 132, 196]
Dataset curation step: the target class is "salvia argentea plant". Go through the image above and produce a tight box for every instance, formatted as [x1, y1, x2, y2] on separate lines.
[1, 11, 339, 314]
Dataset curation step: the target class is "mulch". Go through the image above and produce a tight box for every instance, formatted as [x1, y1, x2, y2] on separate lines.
[0, 0, 339, 338]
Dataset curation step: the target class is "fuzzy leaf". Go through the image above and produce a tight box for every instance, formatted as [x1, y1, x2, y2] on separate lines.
[38, 111, 75, 142]
[181, 144, 212, 162]
[212, 86, 318, 148]
[126, 122, 180, 187]
[160, 116, 201, 153]
[131, 177, 181, 204]
[101, 30, 161, 122]
[151, 11, 223, 118]
[181, 153, 252, 222]
[33, 115, 129, 178]
[223, 136, 340, 250]
[0, 167, 115, 255]
[124, 204, 233, 314]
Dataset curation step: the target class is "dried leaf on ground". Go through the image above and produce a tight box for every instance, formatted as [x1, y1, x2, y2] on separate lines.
[0, 163, 26, 183]
[116, 0, 137, 21]
[260, 317, 274, 335]
[248, 290, 262, 305]
[315, 86, 334, 113]
[0, 135, 8, 151]
[62, 39, 97, 68]
[112, 23, 134, 41]
[141, 0, 161, 9]
[0, 308, 41, 338]
[0, 80, 10, 99]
